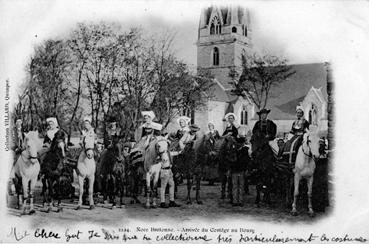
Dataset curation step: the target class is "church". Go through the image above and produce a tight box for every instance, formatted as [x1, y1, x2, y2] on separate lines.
[192, 6, 329, 138]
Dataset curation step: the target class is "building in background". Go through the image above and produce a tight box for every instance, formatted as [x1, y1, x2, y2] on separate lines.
[193, 5, 328, 138]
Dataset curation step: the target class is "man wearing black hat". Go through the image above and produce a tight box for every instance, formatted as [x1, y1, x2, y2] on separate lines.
[252, 108, 277, 142]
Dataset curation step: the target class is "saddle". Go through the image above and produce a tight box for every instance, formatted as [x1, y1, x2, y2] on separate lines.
[281, 135, 303, 164]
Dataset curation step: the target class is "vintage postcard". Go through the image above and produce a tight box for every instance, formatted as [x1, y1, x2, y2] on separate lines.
[1, 0, 368, 243]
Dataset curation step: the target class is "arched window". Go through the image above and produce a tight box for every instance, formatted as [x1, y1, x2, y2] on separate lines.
[309, 104, 318, 125]
[210, 23, 215, 35]
[232, 26, 237, 33]
[210, 16, 221, 35]
[240, 105, 248, 125]
[213, 47, 219, 66]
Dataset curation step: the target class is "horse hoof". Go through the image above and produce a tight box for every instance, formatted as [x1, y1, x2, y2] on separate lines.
[89, 205, 95, 210]
[197, 201, 203, 205]
[186, 201, 192, 205]
[145, 205, 150, 209]
[111, 205, 116, 209]
[291, 211, 298, 216]
[58, 207, 63, 212]
[130, 200, 135, 204]
[29, 209, 35, 215]
[308, 212, 315, 218]
[75, 206, 81, 210]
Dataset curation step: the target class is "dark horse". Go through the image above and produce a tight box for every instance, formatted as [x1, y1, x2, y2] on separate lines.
[217, 135, 238, 201]
[249, 132, 276, 206]
[99, 136, 124, 208]
[39, 130, 68, 212]
[180, 132, 207, 205]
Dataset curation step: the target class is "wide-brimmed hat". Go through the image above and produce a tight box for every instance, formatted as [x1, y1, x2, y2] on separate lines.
[224, 113, 236, 120]
[177, 116, 191, 125]
[141, 111, 155, 119]
[256, 108, 271, 115]
[46, 117, 58, 127]
[189, 124, 200, 132]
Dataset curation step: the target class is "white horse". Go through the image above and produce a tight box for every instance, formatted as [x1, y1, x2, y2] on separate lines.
[133, 135, 169, 208]
[291, 131, 320, 216]
[76, 135, 96, 210]
[11, 131, 43, 214]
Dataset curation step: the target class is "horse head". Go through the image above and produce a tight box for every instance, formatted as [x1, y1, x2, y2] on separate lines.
[113, 136, 124, 162]
[83, 134, 95, 159]
[302, 131, 321, 160]
[155, 138, 170, 155]
[51, 130, 67, 159]
[23, 131, 42, 164]
[222, 135, 238, 163]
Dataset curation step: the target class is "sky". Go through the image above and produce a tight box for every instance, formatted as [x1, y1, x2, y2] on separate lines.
[1, 0, 360, 93]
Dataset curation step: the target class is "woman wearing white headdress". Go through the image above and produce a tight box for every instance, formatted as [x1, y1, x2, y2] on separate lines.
[43, 117, 60, 148]
[135, 111, 156, 143]
[175, 116, 191, 139]
[80, 116, 97, 146]
[283, 106, 310, 162]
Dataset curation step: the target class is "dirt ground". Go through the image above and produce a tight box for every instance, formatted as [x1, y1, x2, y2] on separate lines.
[6, 179, 332, 227]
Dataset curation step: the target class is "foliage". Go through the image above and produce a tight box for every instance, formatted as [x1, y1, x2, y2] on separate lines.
[14, 22, 214, 141]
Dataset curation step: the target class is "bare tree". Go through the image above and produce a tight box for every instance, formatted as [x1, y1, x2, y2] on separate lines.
[230, 52, 295, 110]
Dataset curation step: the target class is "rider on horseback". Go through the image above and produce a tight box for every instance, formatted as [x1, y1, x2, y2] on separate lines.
[251, 108, 277, 152]
[43, 117, 61, 148]
[223, 113, 239, 138]
[282, 106, 310, 163]
[135, 111, 156, 142]
[104, 117, 123, 149]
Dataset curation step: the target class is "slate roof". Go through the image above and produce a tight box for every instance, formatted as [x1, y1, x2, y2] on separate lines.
[268, 63, 328, 120]
[210, 63, 328, 120]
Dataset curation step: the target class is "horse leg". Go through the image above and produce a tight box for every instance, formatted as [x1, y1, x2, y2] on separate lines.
[121, 177, 126, 206]
[227, 172, 233, 203]
[307, 176, 314, 217]
[195, 173, 202, 204]
[186, 173, 192, 204]
[110, 175, 116, 208]
[255, 183, 261, 207]
[76, 176, 84, 210]
[21, 177, 28, 215]
[291, 174, 300, 215]
[264, 175, 272, 205]
[152, 172, 160, 208]
[88, 174, 95, 210]
[29, 178, 38, 214]
[13, 177, 22, 209]
[220, 172, 226, 200]
[145, 173, 151, 208]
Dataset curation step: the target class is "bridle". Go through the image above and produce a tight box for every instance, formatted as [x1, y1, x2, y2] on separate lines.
[302, 135, 322, 161]
[82, 137, 95, 154]
[21, 152, 38, 165]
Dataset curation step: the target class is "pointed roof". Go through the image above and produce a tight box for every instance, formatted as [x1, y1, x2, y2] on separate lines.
[199, 5, 249, 27]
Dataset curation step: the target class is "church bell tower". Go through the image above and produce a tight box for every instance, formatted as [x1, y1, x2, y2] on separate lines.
[197, 6, 252, 90]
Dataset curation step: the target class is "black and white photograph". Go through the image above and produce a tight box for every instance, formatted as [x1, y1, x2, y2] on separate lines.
[0, 1, 368, 243]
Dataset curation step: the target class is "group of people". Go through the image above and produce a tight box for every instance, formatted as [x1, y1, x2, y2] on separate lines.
[11, 104, 327, 207]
